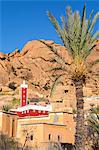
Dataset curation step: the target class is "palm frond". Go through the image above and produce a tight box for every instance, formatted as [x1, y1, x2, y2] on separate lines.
[92, 31, 99, 41]
[47, 5, 99, 81]
[78, 4, 86, 50]
[50, 74, 65, 98]
[80, 10, 94, 50]
[83, 43, 96, 59]
[39, 40, 69, 68]
[91, 107, 99, 115]
[89, 12, 99, 33]
[88, 114, 99, 134]
[66, 6, 72, 17]
[48, 10, 76, 58]
[88, 107, 99, 134]
[47, 11, 64, 43]
[46, 66, 66, 72]
[88, 59, 99, 68]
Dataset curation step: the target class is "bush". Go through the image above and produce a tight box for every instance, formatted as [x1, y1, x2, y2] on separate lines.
[11, 98, 20, 108]
[8, 82, 16, 90]
[1, 104, 11, 112]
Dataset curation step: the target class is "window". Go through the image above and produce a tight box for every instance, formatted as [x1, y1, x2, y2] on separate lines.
[56, 100, 63, 103]
[64, 90, 68, 93]
[48, 134, 51, 141]
[12, 119, 14, 137]
[58, 135, 60, 141]
[30, 135, 33, 140]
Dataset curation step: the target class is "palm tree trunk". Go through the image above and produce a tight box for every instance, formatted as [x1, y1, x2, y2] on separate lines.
[74, 79, 85, 150]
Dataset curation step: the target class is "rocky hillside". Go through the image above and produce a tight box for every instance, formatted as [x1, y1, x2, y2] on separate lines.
[0, 40, 99, 109]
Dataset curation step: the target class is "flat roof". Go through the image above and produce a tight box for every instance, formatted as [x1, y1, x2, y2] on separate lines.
[0, 110, 17, 115]
[50, 111, 73, 114]
[21, 122, 66, 126]
[0, 109, 73, 120]
[18, 114, 49, 119]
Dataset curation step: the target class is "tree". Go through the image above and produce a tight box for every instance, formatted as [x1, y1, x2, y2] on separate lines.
[39, 5, 99, 150]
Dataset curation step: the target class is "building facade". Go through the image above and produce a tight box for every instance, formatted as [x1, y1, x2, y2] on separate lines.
[1, 81, 98, 149]
[0, 110, 75, 150]
[0, 81, 76, 150]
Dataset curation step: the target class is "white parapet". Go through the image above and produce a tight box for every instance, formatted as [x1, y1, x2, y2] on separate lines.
[16, 104, 52, 112]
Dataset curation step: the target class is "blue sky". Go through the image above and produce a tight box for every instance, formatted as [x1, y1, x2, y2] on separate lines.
[0, 0, 99, 53]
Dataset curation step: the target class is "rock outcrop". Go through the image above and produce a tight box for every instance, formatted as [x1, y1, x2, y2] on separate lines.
[0, 40, 99, 109]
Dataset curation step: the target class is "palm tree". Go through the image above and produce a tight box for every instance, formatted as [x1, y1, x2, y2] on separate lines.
[39, 5, 99, 150]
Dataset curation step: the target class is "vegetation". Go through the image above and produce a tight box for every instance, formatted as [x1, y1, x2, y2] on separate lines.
[39, 4, 99, 150]
[43, 83, 50, 91]
[8, 82, 17, 90]
[87, 107, 99, 149]
[88, 107, 99, 134]
[1, 104, 12, 112]
[0, 132, 33, 150]
[0, 132, 19, 150]
[1, 97, 20, 112]
[11, 97, 20, 108]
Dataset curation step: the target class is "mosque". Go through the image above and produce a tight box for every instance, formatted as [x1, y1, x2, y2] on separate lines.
[2, 80, 98, 149]
[0, 81, 75, 149]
